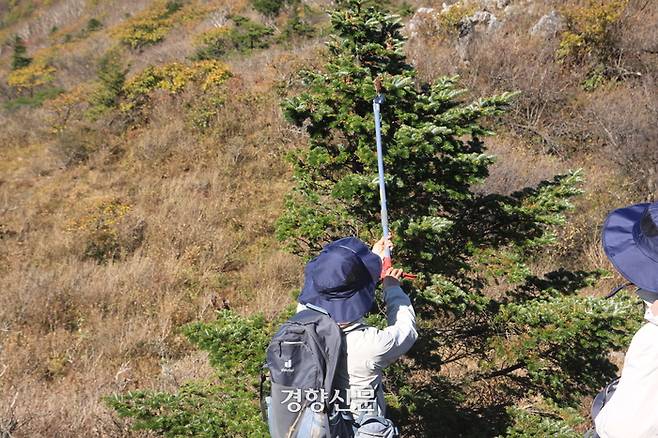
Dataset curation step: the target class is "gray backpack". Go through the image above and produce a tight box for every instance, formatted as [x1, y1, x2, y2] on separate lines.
[261, 304, 353, 438]
[260, 304, 399, 438]
[353, 413, 398, 438]
[584, 377, 620, 438]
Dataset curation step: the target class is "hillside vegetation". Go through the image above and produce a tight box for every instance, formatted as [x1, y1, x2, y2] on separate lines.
[0, 0, 656, 436]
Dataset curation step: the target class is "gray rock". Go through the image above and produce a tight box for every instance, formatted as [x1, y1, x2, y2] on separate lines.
[407, 7, 437, 39]
[483, 0, 510, 10]
[457, 10, 501, 60]
[470, 11, 501, 32]
[441, 1, 461, 10]
[530, 10, 566, 38]
[459, 10, 501, 40]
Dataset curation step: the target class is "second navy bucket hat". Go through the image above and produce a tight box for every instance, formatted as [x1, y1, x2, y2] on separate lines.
[602, 202, 658, 294]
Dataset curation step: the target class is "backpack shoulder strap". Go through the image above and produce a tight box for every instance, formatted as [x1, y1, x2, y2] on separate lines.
[305, 302, 330, 315]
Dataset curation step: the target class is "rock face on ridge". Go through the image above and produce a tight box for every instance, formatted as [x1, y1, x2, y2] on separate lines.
[457, 10, 501, 59]
[459, 10, 501, 39]
[407, 7, 437, 40]
[406, 2, 506, 61]
[406, 1, 572, 61]
[530, 10, 566, 38]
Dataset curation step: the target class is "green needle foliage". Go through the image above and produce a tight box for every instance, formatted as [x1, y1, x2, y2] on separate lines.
[108, 1, 639, 436]
[89, 49, 128, 118]
[11, 34, 32, 70]
[107, 311, 273, 437]
[193, 16, 274, 61]
[251, 0, 289, 17]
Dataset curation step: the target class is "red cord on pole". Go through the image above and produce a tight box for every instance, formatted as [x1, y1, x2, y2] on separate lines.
[380, 256, 417, 280]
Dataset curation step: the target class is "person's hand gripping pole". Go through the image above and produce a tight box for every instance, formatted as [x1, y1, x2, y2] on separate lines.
[372, 236, 417, 280]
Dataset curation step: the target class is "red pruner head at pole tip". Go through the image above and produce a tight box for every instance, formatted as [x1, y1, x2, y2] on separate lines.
[380, 256, 417, 281]
[374, 77, 383, 94]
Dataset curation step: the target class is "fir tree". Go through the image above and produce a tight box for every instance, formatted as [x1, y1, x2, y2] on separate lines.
[88, 49, 128, 117]
[11, 34, 31, 70]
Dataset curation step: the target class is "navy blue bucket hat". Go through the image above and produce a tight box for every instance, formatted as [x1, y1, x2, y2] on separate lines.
[602, 202, 658, 294]
[298, 237, 382, 323]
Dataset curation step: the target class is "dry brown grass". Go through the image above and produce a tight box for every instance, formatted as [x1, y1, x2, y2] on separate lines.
[475, 135, 566, 196]
[0, 17, 321, 433]
[584, 76, 658, 197]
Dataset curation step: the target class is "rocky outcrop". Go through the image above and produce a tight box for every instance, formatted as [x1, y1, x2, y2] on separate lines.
[457, 10, 501, 59]
[481, 0, 511, 10]
[461, 10, 501, 36]
[407, 7, 437, 40]
[407, 3, 505, 61]
[530, 10, 566, 38]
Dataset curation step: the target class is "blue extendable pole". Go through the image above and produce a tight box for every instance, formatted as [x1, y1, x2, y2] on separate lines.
[373, 93, 391, 259]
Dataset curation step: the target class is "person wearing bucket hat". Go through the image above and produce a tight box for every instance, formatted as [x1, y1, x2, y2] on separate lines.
[297, 236, 418, 419]
[298, 236, 384, 324]
[595, 202, 658, 438]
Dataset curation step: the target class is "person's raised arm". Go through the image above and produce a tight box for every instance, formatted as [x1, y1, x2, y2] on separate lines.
[379, 269, 417, 365]
[370, 237, 418, 368]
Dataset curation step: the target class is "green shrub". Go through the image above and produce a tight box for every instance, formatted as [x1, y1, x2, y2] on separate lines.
[3, 87, 63, 110]
[107, 310, 273, 436]
[582, 65, 606, 91]
[230, 16, 274, 50]
[88, 49, 128, 118]
[278, 8, 315, 42]
[192, 27, 231, 60]
[251, 0, 287, 17]
[11, 34, 32, 70]
[192, 17, 274, 60]
[165, 0, 184, 14]
[502, 399, 585, 438]
[276, 1, 638, 435]
[86, 18, 103, 33]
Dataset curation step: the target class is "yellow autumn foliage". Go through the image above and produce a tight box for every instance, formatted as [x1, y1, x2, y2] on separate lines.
[558, 0, 629, 62]
[70, 198, 132, 233]
[121, 60, 231, 112]
[45, 83, 94, 132]
[194, 26, 230, 47]
[67, 198, 136, 263]
[194, 59, 232, 91]
[438, 3, 476, 34]
[7, 61, 56, 93]
[113, 0, 212, 49]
